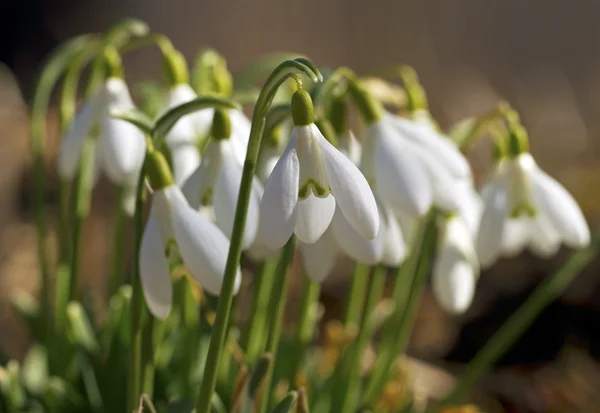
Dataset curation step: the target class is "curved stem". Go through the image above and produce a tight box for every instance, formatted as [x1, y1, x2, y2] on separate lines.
[434, 233, 600, 410]
[128, 162, 148, 413]
[257, 237, 296, 413]
[30, 35, 92, 322]
[194, 59, 321, 413]
[241, 260, 277, 364]
[288, 276, 321, 387]
[361, 212, 438, 407]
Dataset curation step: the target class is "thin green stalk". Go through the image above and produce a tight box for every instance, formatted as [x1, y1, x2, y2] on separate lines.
[241, 260, 277, 364]
[68, 137, 97, 300]
[141, 316, 156, 397]
[257, 237, 296, 413]
[435, 233, 600, 409]
[344, 263, 371, 327]
[30, 35, 91, 321]
[288, 276, 321, 387]
[128, 165, 147, 413]
[107, 187, 128, 298]
[337, 266, 387, 413]
[53, 44, 100, 368]
[362, 213, 437, 407]
[194, 59, 321, 413]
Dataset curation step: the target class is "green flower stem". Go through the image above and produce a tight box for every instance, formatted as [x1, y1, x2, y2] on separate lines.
[288, 276, 321, 387]
[257, 237, 296, 413]
[30, 35, 91, 322]
[322, 264, 370, 411]
[194, 59, 321, 413]
[107, 187, 128, 298]
[435, 233, 600, 410]
[141, 316, 156, 397]
[128, 163, 148, 413]
[362, 213, 437, 407]
[68, 137, 97, 300]
[336, 265, 387, 413]
[241, 260, 277, 364]
[344, 263, 371, 327]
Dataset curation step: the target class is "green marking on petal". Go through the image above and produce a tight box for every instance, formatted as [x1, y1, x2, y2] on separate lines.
[298, 179, 329, 199]
[201, 188, 213, 206]
[510, 202, 537, 218]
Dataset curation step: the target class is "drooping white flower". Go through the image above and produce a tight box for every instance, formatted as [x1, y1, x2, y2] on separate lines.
[182, 110, 262, 249]
[260, 90, 379, 249]
[58, 77, 147, 188]
[433, 216, 479, 315]
[477, 153, 590, 267]
[140, 162, 241, 319]
[361, 112, 471, 217]
[161, 83, 213, 185]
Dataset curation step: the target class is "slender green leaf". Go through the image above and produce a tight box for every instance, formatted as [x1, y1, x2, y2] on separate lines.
[110, 107, 154, 135]
[153, 96, 240, 142]
[270, 392, 298, 413]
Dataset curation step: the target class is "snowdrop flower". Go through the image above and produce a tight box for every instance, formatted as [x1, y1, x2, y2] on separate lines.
[161, 82, 213, 185]
[362, 112, 471, 216]
[182, 109, 262, 249]
[349, 82, 470, 217]
[477, 123, 590, 267]
[260, 89, 379, 249]
[58, 76, 147, 188]
[140, 150, 241, 319]
[433, 215, 479, 315]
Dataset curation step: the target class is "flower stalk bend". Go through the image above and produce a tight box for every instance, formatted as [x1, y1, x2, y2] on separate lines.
[194, 59, 322, 413]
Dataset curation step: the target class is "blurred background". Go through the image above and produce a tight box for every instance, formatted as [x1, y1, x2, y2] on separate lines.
[1, 1, 600, 411]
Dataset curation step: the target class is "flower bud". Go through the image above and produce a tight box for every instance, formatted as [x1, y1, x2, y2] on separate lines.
[291, 89, 314, 126]
[145, 150, 174, 190]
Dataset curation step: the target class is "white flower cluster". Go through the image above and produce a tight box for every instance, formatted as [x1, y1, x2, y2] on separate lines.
[58, 72, 590, 319]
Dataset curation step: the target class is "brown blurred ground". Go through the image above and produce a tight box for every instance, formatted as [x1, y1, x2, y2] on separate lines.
[2, 1, 600, 411]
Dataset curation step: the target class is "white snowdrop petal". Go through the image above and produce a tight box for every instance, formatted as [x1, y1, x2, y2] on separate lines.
[213, 142, 260, 249]
[501, 217, 529, 258]
[58, 97, 101, 179]
[315, 125, 379, 239]
[455, 180, 483, 237]
[528, 216, 562, 258]
[433, 251, 476, 315]
[159, 83, 203, 144]
[260, 135, 300, 249]
[388, 114, 471, 178]
[532, 169, 590, 248]
[171, 145, 201, 186]
[299, 231, 339, 283]
[381, 204, 407, 267]
[169, 187, 241, 296]
[181, 143, 222, 209]
[476, 178, 508, 268]
[330, 206, 383, 264]
[99, 115, 147, 185]
[403, 139, 463, 212]
[139, 216, 172, 319]
[295, 194, 336, 244]
[371, 122, 433, 217]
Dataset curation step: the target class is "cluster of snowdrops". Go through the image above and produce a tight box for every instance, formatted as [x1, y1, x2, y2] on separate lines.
[1, 18, 597, 413]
